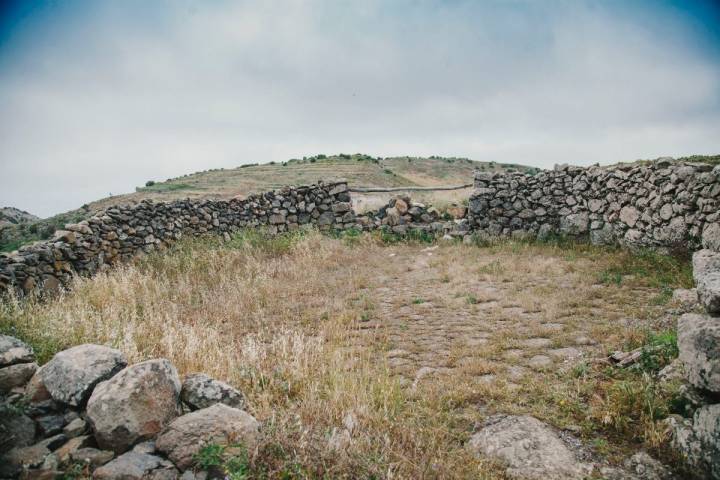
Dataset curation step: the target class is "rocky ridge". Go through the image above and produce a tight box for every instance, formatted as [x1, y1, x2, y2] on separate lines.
[0, 208, 39, 229]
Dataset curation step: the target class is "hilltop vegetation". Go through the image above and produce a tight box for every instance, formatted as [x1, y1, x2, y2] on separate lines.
[0, 154, 532, 252]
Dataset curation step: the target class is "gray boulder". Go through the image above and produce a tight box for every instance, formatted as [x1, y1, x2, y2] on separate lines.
[0, 413, 35, 453]
[702, 222, 720, 252]
[0, 335, 34, 367]
[599, 451, 673, 480]
[590, 224, 614, 246]
[156, 403, 260, 471]
[25, 365, 51, 403]
[69, 447, 115, 467]
[654, 217, 687, 248]
[87, 359, 181, 453]
[619, 206, 640, 227]
[697, 273, 720, 314]
[0, 361, 37, 393]
[41, 344, 127, 407]
[678, 313, 720, 393]
[693, 249, 720, 281]
[692, 249, 720, 314]
[93, 451, 177, 480]
[467, 415, 592, 479]
[0, 442, 50, 477]
[559, 213, 589, 235]
[672, 288, 698, 309]
[181, 373, 245, 411]
[622, 452, 673, 480]
[669, 404, 720, 479]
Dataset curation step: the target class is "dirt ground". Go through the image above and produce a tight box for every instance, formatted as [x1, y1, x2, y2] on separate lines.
[4, 233, 687, 478]
[351, 244, 658, 387]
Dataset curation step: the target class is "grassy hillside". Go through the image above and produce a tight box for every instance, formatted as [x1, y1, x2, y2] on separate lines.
[1, 154, 533, 252]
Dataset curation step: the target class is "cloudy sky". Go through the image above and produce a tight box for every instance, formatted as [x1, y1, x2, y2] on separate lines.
[1, 0, 719, 217]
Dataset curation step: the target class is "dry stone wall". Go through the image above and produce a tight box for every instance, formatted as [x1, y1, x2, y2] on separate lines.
[670, 244, 720, 478]
[468, 160, 720, 252]
[0, 182, 355, 297]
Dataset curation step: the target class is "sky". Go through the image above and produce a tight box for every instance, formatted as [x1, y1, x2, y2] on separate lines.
[0, 1, 719, 217]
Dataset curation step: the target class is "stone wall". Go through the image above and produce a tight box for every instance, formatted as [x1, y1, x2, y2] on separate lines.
[0, 182, 355, 297]
[468, 160, 720, 252]
[669, 245, 720, 478]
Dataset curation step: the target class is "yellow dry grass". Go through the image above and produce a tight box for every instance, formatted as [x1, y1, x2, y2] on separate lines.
[0, 230, 694, 478]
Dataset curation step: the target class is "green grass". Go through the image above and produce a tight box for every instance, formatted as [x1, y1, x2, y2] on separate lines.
[596, 249, 693, 290]
[194, 443, 251, 480]
[636, 329, 678, 373]
[377, 227, 435, 245]
[194, 444, 226, 469]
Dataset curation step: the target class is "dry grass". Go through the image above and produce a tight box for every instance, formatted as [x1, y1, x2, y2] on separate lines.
[0, 230, 694, 478]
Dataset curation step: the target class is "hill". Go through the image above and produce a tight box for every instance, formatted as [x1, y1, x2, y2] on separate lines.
[0, 154, 534, 252]
[0, 207, 39, 228]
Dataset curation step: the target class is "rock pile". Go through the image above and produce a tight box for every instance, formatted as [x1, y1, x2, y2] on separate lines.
[468, 160, 720, 251]
[668, 238, 720, 478]
[0, 336, 259, 479]
[0, 182, 355, 297]
[356, 195, 470, 237]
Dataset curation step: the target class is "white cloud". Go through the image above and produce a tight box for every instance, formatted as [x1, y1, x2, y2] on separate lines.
[0, 0, 718, 216]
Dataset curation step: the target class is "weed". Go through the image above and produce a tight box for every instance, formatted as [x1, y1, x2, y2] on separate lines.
[477, 260, 503, 275]
[636, 330, 678, 373]
[58, 462, 88, 480]
[194, 443, 225, 469]
[377, 227, 434, 245]
[651, 286, 674, 305]
[598, 270, 623, 285]
[224, 448, 251, 480]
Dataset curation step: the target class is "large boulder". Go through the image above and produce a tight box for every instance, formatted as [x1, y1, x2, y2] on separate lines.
[599, 451, 673, 480]
[467, 415, 592, 479]
[0, 441, 52, 477]
[0, 362, 37, 393]
[40, 344, 127, 407]
[0, 335, 34, 367]
[693, 249, 720, 314]
[590, 224, 615, 246]
[669, 404, 720, 479]
[93, 451, 177, 480]
[702, 222, 720, 252]
[692, 249, 720, 281]
[87, 359, 181, 453]
[0, 413, 35, 454]
[697, 273, 720, 314]
[181, 373, 245, 411]
[156, 403, 260, 471]
[678, 314, 720, 393]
